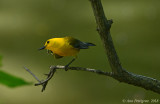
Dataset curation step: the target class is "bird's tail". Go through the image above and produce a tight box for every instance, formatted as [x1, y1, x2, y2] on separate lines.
[78, 42, 96, 49]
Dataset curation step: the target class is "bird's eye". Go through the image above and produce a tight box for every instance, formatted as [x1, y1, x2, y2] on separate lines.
[47, 41, 50, 44]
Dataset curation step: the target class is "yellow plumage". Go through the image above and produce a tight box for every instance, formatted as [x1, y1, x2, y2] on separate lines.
[39, 36, 95, 70]
[45, 37, 80, 57]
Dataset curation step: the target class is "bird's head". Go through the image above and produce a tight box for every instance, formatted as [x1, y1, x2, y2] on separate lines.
[39, 38, 54, 50]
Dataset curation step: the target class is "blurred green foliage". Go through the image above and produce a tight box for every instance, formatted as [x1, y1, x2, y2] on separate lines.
[0, 70, 30, 87]
[0, 56, 30, 87]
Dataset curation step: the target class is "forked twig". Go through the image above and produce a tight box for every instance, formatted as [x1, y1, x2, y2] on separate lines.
[24, 66, 57, 92]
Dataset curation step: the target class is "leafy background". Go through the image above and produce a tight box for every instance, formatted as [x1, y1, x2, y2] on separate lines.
[0, 0, 160, 104]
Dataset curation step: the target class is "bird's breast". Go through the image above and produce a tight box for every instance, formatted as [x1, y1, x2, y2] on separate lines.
[50, 39, 80, 56]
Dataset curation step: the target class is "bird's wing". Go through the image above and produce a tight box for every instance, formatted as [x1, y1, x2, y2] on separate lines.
[73, 41, 90, 49]
[65, 37, 88, 49]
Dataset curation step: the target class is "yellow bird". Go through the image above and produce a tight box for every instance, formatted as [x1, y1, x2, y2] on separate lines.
[39, 36, 95, 70]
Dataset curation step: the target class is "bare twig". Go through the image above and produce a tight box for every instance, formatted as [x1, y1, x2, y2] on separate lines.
[24, 66, 56, 92]
[24, 66, 41, 82]
[24, 65, 112, 92]
[50, 65, 113, 76]
[35, 66, 56, 86]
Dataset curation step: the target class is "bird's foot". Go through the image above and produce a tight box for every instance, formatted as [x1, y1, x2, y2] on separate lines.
[64, 65, 69, 71]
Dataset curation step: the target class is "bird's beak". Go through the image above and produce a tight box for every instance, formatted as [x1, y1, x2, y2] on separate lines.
[39, 46, 46, 50]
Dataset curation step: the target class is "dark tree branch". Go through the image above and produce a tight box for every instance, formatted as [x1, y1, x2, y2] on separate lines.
[90, 0, 160, 94]
[90, 0, 123, 74]
[25, 64, 160, 93]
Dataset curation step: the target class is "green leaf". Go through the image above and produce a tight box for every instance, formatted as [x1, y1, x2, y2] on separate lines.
[0, 55, 31, 87]
[0, 70, 31, 87]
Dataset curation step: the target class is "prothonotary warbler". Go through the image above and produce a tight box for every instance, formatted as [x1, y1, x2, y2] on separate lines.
[39, 36, 95, 71]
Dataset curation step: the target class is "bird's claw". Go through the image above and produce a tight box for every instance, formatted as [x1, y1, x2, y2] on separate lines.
[65, 65, 69, 71]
